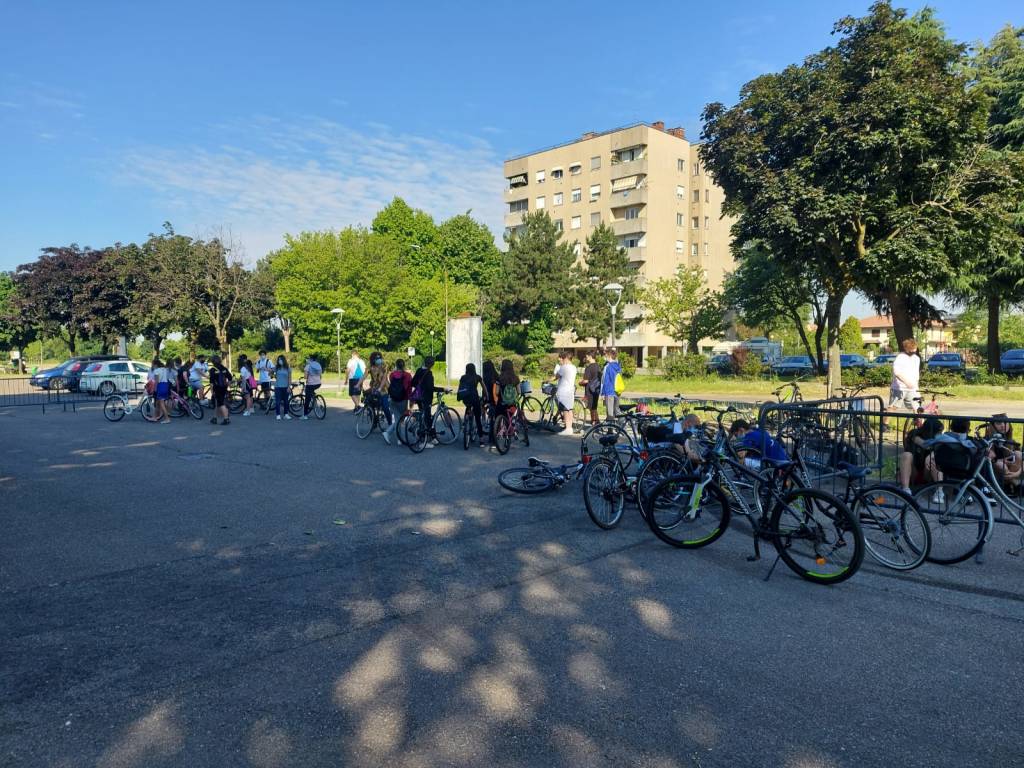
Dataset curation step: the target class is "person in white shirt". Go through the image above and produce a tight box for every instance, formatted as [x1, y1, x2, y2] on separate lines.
[255, 350, 275, 404]
[346, 350, 365, 412]
[889, 338, 921, 411]
[553, 351, 578, 436]
[302, 355, 323, 419]
[188, 355, 208, 401]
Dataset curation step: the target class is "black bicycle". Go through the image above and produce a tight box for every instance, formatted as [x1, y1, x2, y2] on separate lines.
[355, 393, 391, 439]
[498, 457, 585, 494]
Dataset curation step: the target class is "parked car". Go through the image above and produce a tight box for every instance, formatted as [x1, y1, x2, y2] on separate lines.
[1000, 349, 1024, 376]
[78, 360, 151, 396]
[771, 355, 814, 376]
[822, 354, 873, 371]
[707, 353, 732, 374]
[874, 353, 897, 366]
[29, 355, 127, 391]
[926, 353, 965, 373]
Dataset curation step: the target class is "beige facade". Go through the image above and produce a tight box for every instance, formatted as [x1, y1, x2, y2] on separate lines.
[503, 121, 734, 366]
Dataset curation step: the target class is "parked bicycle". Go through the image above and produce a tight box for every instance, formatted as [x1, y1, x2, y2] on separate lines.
[491, 401, 530, 455]
[103, 392, 157, 422]
[535, 383, 587, 433]
[355, 392, 391, 439]
[498, 457, 585, 494]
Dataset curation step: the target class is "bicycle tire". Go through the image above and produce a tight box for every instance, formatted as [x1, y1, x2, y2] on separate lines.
[168, 397, 187, 418]
[519, 412, 530, 447]
[580, 422, 634, 468]
[313, 396, 327, 420]
[520, 396, 543, 425]
[288, 394, 304, 418]
[635, 451, 687, 521]
[434, 407, 461, 444]
[228, 391, 246, 414]
[912, 481, 992, 565]
[573, 398, 588, 431]
[492, 413, 512, 455]
[355, 406, 375, 438]
[463, 411, 477, 450]
[139, 396, 158, 422]
[582, 458, 626, 530]
[770, 488, 864, 584]
[103, 395, 126, 422]
[408, 416, 428, 453]
[498, 467, 556, 494]
[396, 413, 413, 445]
[854, 484, 931, 570]
[644, 475, 731, 548]
[187, 398, 204, 420]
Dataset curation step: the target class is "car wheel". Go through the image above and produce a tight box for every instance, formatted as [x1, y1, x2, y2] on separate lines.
[99, 381, 116, 397]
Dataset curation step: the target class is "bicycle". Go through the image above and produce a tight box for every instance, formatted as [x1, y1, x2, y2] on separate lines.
[355, 393, 391, 439]
[912, 429, 1024, 564]
[262, 380, 306, 417]
[498, 457, 585, 494]
[645, 406, 865, 585]
[103, 391, 158, 422]
[900, 389, 953, 445]
[399, 390, 462, 452]
[536, 383, 587, 433]
[165, 387, 204, 420]
[491, 402, 530, 455]
[773, 378, 806, 404]
[463, 402, 492, 450]
[295, 380, 327, 420]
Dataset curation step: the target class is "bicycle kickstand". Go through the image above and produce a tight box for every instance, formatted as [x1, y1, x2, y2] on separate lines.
[746, 536, 761, 563]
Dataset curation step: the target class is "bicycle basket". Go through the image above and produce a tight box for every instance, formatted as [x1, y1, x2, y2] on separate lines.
[541, 383, 557, 396]
[642, 423, 674, 443]
[519, 380, 532, 395]
[933, 442, 979, 480]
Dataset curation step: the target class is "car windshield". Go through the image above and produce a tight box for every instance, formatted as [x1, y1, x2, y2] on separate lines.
[1005, 350, 1024, 359]
[782, 357, 808, 363]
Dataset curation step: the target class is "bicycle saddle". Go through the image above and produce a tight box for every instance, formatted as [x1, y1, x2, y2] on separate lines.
[598, 434, 619, 447]
[836, 461, 870, 479]
[759, 457, 793, 469]
[527, 457, 549, 467]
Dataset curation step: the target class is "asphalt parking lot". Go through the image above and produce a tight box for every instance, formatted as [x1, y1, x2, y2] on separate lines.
[2, 402, 1023, 768]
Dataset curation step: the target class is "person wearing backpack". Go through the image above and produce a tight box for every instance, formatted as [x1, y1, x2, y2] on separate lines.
[492, 358, 521, 425]
[208, 355, 233, 425]
[410, 356, 444, 447]
[580, 351, 602, 426]
[362, 351, 389, 423]
[346, 350, 366, 413]
[457, 362, 485, 448]
[385, 358, 412, 445]
[238, 355, 255, 416]
[600, 348, 623, 419]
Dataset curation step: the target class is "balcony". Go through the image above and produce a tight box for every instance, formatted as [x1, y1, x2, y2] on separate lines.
[610, 186, 648, 207]
[612, 218, 646, 237]
[505, 211, 528, 227]
[608, 157, 648, 177]
[623, 246, 647, 263]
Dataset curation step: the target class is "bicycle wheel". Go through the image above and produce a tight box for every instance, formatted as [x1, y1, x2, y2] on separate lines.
[228, 391, 245, 414]
[103, 395, 126, 422]
[635, 451, 686, 521]
[518, 412, 530, 447]
[498, 467, 556, 494]
[186, 398, 204, 420]
[463, 412, 477, 450]
[644, 475, 730, 548]
[168, 397, 187, 418]
[407, 416, 428, 453]
[288, 394, 304, 417]
[912, 482, 992, 565]
[583, 458, 627, 530]
[492, 413, 512, 455]
[573, 398, 588, 431]
[313, 395, 327, 420]
[770, 488, 864, 584]
[434, 407, 461, 444]
[580, 422, 634, 470]
[520, 395, 544, 425]
[139, 396, 158, 422]
[854, 484, 931, 570]
[355, 406, 375, 438]
[396, 413, 413, 445]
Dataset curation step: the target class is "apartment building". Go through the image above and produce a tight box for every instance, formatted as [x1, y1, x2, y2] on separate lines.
[503, 121, 735, 366]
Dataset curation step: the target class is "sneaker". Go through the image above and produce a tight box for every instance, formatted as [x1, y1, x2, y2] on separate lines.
[301, 415, 309, 421]
[430, 438, 440, 446]
[424, 441, 435, 449]
[382, 431, 392, 445]
[284, 414, 292, 421]
[276, 415, 282, 421]
[222, 419, 230, 426]
[479, 441, 486, 448]
[160, 419, 171, 424]
[242, 411, 251, 417]
[558, 428, 574, 437]
[932, 489, 946, 505]
[210, 417, 218, 424]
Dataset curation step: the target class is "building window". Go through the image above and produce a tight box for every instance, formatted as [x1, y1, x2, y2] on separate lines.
[676, 185, 685, 199]
[591, 155, 601, 170]
[675, 240, 684, 253]
[536, 170, 545, 184]
[677, 158, 685, 172]
[509, 199, 528, 213]
[590, 212, 601, 226]
[589, 184, 600, 201]
[691, 216, 699, 229]
[691, 243, 698, 256]
[553, 192, 563, 206]
[676, 213, 684, 226]
[692, 189, 700, 203]
[573, 242, 582, 256]
[570, 163, 582, 176]
[693, 162, 700, 176]
[705, 189, 710, 203]
[625, 207, 640, 220]
[571, 187, 582, 203]
[571, 215, 581, 230]
[552, 168, 563, 180]
[536, 196, 545, 210]
[625, 236, 640, 248]
[704, 242, 709, 256]
[704, 216, 710, 229]
[507, 173, 528, 189]
[554, 219, 563, 232]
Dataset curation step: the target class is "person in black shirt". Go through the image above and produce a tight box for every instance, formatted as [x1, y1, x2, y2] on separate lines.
[411, 356, 444, 447]
[457, 363, 485, 447]
[207, 355, 233, 426]
[482, 360, 498, 409]
[580, 351, 602, 426]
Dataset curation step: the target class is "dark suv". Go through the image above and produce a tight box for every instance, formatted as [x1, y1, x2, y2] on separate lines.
[1001, 349, 1024, 376]
[926, 353, 965, 373]
[29, 355, 128, 391]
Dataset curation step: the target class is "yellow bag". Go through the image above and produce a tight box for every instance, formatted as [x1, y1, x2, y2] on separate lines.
[614, 372, 625, 396]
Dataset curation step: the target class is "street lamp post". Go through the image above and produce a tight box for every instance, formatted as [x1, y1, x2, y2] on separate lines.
[429, 330, 435, 358]
[603, 283, 624, 349]
[330, 308, 344, 390]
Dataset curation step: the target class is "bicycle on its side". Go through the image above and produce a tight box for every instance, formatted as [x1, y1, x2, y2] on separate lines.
[498, 457, 585, 494]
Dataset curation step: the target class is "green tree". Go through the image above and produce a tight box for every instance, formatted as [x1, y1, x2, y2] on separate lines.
[838, 316, 864, 353]
[489, 211, 575, 348]
[701, 2, 992, 389]
[13, 245, 101, 354]
[371, 197, 439, 279]
[641, 266, 726, 353]
[436, 213, 501, 289]
[564, 223, 638, 347]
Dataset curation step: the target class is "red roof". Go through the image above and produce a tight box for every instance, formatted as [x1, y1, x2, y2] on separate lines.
[859, 315, 893, 330]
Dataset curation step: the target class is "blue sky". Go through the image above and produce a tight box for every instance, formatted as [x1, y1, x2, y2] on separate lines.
[1, 0, 1019, 288]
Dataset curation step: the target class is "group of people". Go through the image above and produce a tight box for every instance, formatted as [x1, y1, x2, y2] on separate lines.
[144, 350, 325, 426]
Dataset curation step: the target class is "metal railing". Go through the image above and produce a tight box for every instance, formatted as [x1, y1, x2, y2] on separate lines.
[0, 374, 146, 412]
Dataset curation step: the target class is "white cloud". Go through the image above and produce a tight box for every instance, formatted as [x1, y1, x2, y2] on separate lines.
[113, 117, 506, 263]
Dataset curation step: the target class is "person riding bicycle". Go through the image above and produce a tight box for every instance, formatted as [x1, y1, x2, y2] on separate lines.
[493, 359, 521, 425]
[189, 355, 208, 402]
[457, 362, 485, 448]
[362, 351, 389, 423]
[385, 359, 413, 445]
[482, 360, 498, 411]
[301, 355, 323, 420]
[410, 356, 444, 448]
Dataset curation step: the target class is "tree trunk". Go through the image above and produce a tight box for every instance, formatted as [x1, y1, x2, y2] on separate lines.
[67, 331, 76, 355]
[987, 293, 1001, 374]
[150, 333, 163, 357]
[788, 308, 817, 370]
[283, 328, 292, 354]
[825, 294, 844, 395]
[885, 290, 915, 347]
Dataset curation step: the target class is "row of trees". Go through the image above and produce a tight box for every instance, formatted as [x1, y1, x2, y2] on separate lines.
[702, 3, 1024, 382]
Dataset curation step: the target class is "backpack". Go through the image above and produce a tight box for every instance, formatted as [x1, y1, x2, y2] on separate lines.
[410, 369, 425, 402]
[614, 372, 625, 396]
[388, 373, 407, 401]
[210, 367, 227, 389]
[500, 382, 518, 406]
[586, 374, 601, 395]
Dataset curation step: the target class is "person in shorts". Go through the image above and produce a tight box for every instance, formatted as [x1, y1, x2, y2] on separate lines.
[889, 338, 921, 411]
[580, 351, 602, 425]
[600, 348, 622, 420]
[189, 355, 208, 402]
[255, 350, 275, 401]
[208, 355, 233, 425]
[303, 355, 323, 419]
[152, 358, 171, 423]
[553, 351, 577, 435]
[346, 350, 365, 412]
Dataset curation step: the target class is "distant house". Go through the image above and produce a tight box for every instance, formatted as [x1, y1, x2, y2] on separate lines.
[858, 315, 954, 356]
